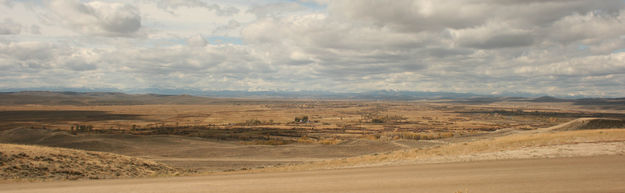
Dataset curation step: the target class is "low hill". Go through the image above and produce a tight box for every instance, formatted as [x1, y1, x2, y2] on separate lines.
[0, 91, 221, 105]
[547, 118, 625, 131]
[531, 96, 573, 102]
[0, 128, 130, 152]
[0, 143, 180, 181]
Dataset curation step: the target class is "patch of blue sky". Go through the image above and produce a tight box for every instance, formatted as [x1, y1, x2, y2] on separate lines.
[285, 0, 327, 10]
[613, 48, 625, 53]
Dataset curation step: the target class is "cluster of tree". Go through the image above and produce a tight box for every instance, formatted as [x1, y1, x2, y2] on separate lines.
[236, 119, 274, 126]
[294, 116, 309, 123]
[70, 124, 93, 134]
[361, 112, 407, 123]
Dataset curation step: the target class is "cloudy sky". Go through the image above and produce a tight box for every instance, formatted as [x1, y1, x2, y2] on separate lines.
[1, 0, 625, 97]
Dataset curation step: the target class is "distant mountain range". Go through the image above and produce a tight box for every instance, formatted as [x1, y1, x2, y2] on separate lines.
[0, 87, 593, 99]
[0, 90, 623, 106]
[198, 90, 487, 100]
[0, 89, 493, 101]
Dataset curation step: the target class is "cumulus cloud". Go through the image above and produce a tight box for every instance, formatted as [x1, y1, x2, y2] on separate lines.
[154, 0, 239, 16]
[452, 22, 535, 49]
[186, 35, 208, 47]
[515, 53, 625, 76]
[2, 0, 625, 97]
[47, 0, 141, 36]
[29, 24, 40, 34]
[0, 41, 98, 72]
[0, 0, 13, 7]
[247, 2, 307, 18]
[0, 18, 21, 34]
[549, 10, 625, 44]
[329, 0, 624, 32]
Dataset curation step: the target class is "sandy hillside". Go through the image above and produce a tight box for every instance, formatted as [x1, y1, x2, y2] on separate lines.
[2, 156, 625, 193]
[0, 144, 181, 181]
[0, 127, 402, 172]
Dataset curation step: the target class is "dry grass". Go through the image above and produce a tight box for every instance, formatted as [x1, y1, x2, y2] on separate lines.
[254, 129, 625, 172]
[378, 131, 455, 141]
[0, 143, 182, 182]
[0, 100, 582, 140]
[1, 99, 624, 179]
[0, 100, 585, 147]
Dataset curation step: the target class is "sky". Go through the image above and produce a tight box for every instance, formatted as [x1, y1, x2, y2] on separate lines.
[1, 0, 625, 97]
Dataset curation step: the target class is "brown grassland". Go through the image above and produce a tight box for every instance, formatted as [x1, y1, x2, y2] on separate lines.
[1, 94, 625, 181]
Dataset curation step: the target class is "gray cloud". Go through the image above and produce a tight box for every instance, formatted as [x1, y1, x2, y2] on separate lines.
[329, 0, 624, 32]
[186, 35, 208, 47]
[247, 2, 306, 18]
[29, 25, 40, 34]
[0, 18, 21, 34]
[47, 0, 141, 36]
[458, 32, 535, 49]
[2, 0, 625, 97]
[0, 0, 13, 7]
[548, 11, 625, 44]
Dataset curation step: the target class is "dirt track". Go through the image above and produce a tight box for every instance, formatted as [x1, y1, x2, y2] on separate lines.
[2, 155, 624, 193]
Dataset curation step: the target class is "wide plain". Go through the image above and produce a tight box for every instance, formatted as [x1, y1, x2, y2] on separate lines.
[1, 92, 625, 192]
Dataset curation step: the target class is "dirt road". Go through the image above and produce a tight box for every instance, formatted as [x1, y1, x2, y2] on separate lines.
[2, 155, 624, 193]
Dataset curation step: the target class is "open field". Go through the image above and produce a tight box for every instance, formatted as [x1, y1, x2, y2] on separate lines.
[1, 92, 625, 185]
[4, 99, 624, 144]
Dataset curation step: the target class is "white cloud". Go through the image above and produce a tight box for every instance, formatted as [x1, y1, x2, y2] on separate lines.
[515, 53, 625, 76]
[186, 34, 208, 47]
[549, 10, 625, 45]
[154, 0, 239, 16]
[247, 2, 306, 18]
[47, 0, 142, 36]
[1, 0, 625, 97]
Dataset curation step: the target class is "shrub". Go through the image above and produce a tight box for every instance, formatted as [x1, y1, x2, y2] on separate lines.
[244, 119, 262, 126]
[380, 132, 454, 141]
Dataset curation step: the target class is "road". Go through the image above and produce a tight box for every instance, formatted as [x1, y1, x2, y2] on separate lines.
[2, 155, 625, 193]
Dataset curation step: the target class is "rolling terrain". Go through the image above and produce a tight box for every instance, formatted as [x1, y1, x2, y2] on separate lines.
[1, 92, 625, 192]
[0, 127, 402, 172]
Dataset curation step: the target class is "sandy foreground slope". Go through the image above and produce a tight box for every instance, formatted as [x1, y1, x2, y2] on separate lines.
[0, 144, 180, 181]
[1, 155, 624, 193]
